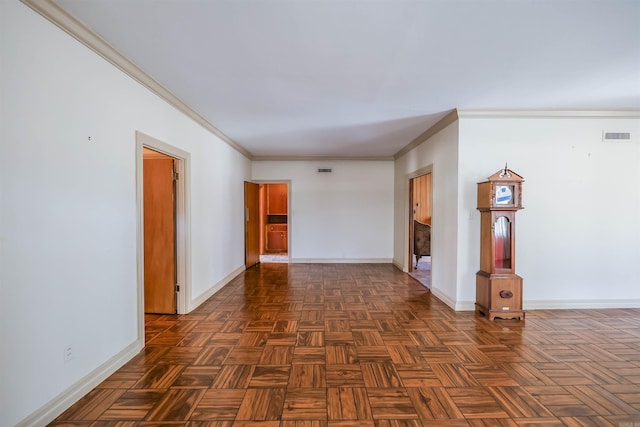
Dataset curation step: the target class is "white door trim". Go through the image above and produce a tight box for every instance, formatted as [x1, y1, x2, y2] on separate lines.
[135, 131, 191, 341]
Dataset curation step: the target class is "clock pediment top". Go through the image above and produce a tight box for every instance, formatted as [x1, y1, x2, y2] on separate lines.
[482, 167, 524, 184]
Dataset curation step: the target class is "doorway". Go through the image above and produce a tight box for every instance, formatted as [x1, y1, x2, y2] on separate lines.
[136, 132, 190, 343]
[245, 182, 290, 265]
[260, 183, 289, 263]
[409, 172, 432, 287]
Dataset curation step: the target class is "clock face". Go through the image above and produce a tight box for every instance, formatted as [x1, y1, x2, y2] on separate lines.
[495, 185, 513, 205]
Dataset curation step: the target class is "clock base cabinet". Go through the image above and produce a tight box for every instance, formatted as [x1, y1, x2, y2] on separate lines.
[475, 272, 525, 320]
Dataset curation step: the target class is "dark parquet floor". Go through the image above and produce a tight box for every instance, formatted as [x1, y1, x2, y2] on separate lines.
[51, 263, 640, 426]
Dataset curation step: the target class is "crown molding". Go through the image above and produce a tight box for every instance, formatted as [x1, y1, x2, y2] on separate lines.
[393, 109, 459, 160]
[21, 0, 253, 160]
[456, 109, 640, 119]
[392, 108, 640, 160]
[252, 155, 394, 162]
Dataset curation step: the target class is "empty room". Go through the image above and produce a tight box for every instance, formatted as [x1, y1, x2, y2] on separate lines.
[1, 0, 640, 426]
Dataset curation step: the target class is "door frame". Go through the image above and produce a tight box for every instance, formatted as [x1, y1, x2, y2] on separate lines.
[407, 166, 433, 274]
[136, 131, 190, 340]
[253, 180, 291, 263]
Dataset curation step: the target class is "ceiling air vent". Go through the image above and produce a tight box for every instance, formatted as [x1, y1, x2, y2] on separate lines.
[317, 167, 333, 173]
[602, 131, 631, 142]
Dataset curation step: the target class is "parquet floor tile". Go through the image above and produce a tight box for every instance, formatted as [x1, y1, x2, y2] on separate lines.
[281, 388, 327, 420]
[190, 389, 245, 420]
[236, 388, 286, 421]
[49, 263, 640, 426]
[289, 364, 326, 388]
[326, 387, 372, 420]
[366, 388, 418, 420]
[325, 364, 365, 387]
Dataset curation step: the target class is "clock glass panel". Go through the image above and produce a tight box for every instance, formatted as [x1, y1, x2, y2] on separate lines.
[494, 216, 512, 269]
[495, 185, 514, 205]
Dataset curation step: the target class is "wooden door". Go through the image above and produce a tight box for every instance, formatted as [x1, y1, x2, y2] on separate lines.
[143, 157, 176, 314]
[245, 181, 260, 268]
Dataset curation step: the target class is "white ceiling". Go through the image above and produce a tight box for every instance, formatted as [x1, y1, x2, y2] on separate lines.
[55, 0, 640, 158]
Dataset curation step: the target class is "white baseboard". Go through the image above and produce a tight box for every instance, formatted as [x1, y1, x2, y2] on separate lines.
[436, 299, 640, 312]
[430, 287, 456, 310]
[17, 339, 144, 427]
[291, 258, 393, 264]
[524, 299, 640, 310]
[392, 259, 407, 272]
[455, 300, 476, 311]
[188, 264, 245, 312]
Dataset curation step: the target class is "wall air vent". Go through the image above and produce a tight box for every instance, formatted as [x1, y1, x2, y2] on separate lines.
[602, 131, 631, 142]
[317, 168, 333, 173]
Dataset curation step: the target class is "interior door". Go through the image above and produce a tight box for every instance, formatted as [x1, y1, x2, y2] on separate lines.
[143, 157, 176, 314]
[245, 181, 260, 268]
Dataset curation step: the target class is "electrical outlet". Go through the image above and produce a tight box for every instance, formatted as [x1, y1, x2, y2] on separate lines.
[64, 345, 73, 363]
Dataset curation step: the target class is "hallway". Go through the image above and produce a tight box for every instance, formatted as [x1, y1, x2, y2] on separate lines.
[51, 263, 640, 426]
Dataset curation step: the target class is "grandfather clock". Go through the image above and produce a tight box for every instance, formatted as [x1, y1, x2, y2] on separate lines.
[475, 165, 525, 320]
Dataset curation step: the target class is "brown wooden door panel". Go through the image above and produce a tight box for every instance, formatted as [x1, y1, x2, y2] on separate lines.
[267, 183, 287, 214]
[245, 181, 260, 268]
[266, 230, 287, 252]
[259, 184, 266, 253]
[144, 158, 176, 314]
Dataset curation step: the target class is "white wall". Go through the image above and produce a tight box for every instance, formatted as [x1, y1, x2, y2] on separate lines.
[252, 160, 394, 262]
[394, 114, 640, 311]
[458, 115, 640, 308]
[2, 2, 638, 425]
[0, 2, 250, 425]
[393, 122, 460, 307]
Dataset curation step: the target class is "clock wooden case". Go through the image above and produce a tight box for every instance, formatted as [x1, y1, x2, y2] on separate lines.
[476, 166, 525, 320]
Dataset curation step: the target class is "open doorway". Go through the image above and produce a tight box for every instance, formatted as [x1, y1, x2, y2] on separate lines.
[259, 183, 289, 263]
[409, 172, 432, 287]
[136, 132, 190, 344]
